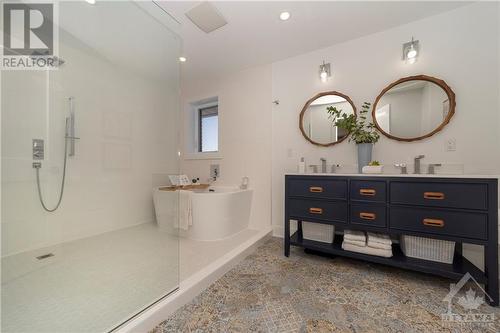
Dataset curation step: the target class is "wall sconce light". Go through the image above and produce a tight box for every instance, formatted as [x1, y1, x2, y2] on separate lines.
[319, 61, 331, 82]
[402, 37, 419, 64]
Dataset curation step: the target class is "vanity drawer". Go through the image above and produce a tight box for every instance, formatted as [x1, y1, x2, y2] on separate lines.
[390, 182, 488, 210]
[288, 179, 347, 200]
[350, 180, 386, 202]
[289, 199, 347, 223]
[350, 204, 387, 228]
[390, 207, 487, 240]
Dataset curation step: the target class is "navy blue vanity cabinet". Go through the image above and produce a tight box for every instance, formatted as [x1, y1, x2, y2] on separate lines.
[284, 175, 499, 306]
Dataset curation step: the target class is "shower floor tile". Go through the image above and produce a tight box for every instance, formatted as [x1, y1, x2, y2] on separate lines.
[1, 222, 258, 333]
[153, 238, 500, 333]
[2, 223, 179, 333]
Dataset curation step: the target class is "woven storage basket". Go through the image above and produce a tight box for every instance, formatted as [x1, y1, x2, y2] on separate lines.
[400, 235, 455, 264]
[302, 222, 335, 243]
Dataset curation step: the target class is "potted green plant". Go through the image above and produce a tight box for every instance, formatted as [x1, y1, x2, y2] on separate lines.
[327, 102, 380, 173]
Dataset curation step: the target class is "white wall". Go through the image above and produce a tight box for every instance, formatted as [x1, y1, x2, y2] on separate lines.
[272, 2, 499, 237]
[180, 65, 272, 232]
[1, 29, 180, 256]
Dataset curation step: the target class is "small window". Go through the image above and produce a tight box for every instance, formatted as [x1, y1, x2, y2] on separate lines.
[198, 105, 218, 152]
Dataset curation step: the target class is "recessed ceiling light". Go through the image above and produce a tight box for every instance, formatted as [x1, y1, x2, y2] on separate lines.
[179, 57, 187, 62]
[85, 0, 96, 4]
[279, 11, 291, 21]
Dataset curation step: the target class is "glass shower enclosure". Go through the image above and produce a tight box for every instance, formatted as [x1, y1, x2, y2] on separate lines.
[1, 1, 180, 332]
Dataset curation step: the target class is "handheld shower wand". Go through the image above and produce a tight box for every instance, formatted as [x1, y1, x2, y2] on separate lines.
[34, 97, 79, 212]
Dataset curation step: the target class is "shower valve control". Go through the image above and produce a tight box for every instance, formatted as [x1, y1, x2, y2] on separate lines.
[32, 139, 44, 160]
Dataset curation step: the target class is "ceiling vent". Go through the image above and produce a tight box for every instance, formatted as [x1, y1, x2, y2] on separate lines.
[185, 2, 227, 33]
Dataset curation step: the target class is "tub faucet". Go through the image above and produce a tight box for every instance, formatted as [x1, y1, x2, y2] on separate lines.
[320, 158, 327, 173]
[414, 155, 425, 174]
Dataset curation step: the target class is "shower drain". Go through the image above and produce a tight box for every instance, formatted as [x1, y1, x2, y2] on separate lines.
[36, 253, 54, 260]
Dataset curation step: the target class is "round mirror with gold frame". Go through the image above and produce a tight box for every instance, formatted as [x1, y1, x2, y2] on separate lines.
[372, 75, 456, 142]
[299, 91, 356, 147]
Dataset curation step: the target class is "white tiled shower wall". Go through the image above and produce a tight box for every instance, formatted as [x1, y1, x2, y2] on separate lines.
[1, 30, 179, 257]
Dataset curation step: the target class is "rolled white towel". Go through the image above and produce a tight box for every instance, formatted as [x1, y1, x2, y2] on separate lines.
[343, 239, 366, 247]
[367, 232, 392, 246]
[343, 230, 366, 242]
[342, 242, 392, 258]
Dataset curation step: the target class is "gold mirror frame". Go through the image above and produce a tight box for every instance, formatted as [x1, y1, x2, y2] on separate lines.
[299, 91, 357, 147]
[372, 74, 456, 142]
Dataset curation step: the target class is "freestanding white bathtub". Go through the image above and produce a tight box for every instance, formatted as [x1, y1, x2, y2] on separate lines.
[153, 186, 253, 241]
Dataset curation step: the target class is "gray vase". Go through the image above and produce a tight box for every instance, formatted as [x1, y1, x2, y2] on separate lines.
[357, 143, 373, 173]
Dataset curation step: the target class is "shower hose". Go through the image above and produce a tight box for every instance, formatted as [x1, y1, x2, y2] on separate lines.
[34, 135, 69, 212]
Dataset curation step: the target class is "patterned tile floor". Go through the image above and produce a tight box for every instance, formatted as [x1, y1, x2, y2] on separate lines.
[152, 238, 500, 332]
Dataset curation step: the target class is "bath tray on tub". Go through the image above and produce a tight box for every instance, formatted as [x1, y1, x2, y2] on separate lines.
[159, 184, 210, 191]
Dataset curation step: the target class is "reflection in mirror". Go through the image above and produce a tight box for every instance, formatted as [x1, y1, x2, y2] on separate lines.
[373, 75, 455, 142]
[300, 92, 355, 146]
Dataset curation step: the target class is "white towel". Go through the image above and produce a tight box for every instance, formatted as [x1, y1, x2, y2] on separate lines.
[343, 230, 366, 242]
[367, 232, 392, 246]
[342, 242, 392, 258]
[179, 190, 193, 231]
[343, 239, 366, 247]
[368, 242, 392, 251]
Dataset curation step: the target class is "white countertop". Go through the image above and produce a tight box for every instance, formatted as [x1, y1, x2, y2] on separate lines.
[285, 172, 499, 179]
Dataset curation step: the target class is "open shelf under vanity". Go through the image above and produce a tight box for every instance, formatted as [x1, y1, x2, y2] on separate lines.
[284, 174, 499, 305]
[290, 232, 486, 283]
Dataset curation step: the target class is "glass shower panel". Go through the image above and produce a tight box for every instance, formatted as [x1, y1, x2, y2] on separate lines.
[1, 1, 180, 332]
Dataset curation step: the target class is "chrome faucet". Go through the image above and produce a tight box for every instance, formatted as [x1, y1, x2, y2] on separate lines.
[331, 164, 341, 173]
[320, 158, 327, 173]
[428, 163, 442, 174]
[414, 155, 425, 174]
[394, 163, 407, 174]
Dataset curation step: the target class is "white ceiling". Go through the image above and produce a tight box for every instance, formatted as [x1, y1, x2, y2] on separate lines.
[58, 1, 180, 82]
[158, 1, 470, 85]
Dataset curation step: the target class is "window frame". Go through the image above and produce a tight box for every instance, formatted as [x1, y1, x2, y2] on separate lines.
[182, 97, 221, 160]
[198, 104, 219, 153]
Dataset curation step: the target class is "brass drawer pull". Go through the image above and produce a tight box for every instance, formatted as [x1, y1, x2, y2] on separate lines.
[423, 218, 445, 227]
[309, 186, 324, 193]
[309, 207, 323, 214]
[423, 192, 445, 200]
[359, 212, 376, 220]
[360, 188, 376, 196]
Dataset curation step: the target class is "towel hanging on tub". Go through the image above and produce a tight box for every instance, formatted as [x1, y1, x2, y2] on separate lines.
[179, 190, 193, 230]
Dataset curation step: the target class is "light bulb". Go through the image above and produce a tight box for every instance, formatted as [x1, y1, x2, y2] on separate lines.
[320, 69, 328, 82]
[279, 12, 291, 21]
[179, 57, 187, 62]
[407, 45, 417, 59]
[85, 0, 96, 4]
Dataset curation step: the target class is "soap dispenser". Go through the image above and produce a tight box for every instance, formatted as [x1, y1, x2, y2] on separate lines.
[298, 157, 306, 174]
